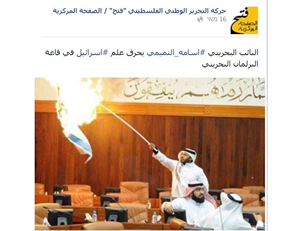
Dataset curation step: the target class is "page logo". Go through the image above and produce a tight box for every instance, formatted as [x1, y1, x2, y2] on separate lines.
[231, 7, 258, 34]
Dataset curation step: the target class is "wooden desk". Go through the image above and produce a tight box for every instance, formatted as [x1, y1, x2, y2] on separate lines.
[98, 207, 161, 222]
[46, 206, 163, 223]
[48, 222, 170, 230]
[35, 195, 53, 204]
[49, 224, 84, 230]
[63, 206, 99, 223]
[38, 205, 168, 228]
[57, 206, 108, 222]
[123, 222, 170, 230]
[97, 207, 106, 221]
[35, 195, 100, 206]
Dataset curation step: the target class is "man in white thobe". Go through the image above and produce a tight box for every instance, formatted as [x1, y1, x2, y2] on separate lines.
[161, 182, 216, 226]
[149, 143, 209, 197]
[199, 192, 264, 230]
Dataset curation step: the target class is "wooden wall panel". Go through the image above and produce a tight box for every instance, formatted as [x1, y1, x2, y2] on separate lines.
[35, 113, 265, 198]
[35, 100, 265, 118]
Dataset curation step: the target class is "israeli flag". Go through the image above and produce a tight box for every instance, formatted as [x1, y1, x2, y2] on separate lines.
[64, 125, 92, 163]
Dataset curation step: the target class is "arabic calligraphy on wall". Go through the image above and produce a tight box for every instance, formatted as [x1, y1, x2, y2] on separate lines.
[101, 78, 265, 106]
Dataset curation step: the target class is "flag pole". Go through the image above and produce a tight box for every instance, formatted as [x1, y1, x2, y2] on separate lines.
[99, 103, 151, 145]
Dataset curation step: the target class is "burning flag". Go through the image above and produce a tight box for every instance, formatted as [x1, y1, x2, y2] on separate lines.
[49, 78, 103, 163]
[48, 77, 150, 163]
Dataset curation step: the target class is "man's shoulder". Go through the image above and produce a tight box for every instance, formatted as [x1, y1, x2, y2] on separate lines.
[204, 200, 216, 209]
[188, 163, 204, 171]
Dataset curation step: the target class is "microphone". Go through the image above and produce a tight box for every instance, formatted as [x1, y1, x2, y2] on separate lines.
[43, 206, 92, 223]
[109, 196, 136, 223]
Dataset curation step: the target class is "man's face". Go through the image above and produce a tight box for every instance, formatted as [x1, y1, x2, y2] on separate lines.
[180, 152, 192, 164]
[191, 187, 205, 203]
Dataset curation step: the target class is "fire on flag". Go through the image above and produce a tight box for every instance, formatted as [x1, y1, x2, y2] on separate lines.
[49, 78, 103, 163]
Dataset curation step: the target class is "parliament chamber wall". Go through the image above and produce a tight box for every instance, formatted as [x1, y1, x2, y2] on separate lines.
[35, 101, 265, 198]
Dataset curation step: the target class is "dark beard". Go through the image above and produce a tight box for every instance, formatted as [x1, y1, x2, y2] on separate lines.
[181, 158, 192, 165]
[192, 194, 205, 203]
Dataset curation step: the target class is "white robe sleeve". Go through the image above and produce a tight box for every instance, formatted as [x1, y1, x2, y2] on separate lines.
[161, 198, 186, 212]
[170, 198, 186, 210]
[152, 151, 177, 171]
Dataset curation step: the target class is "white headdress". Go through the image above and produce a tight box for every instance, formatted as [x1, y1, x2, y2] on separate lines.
[178, 148, 197, 162]
[199, 192, 252, 230]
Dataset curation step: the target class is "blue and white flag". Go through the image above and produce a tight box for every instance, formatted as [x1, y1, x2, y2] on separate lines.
[64, 125, 92, 163]
[50, 78, 103, 163]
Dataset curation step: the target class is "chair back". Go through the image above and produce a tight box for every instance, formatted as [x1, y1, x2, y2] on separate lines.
[105, 186, 120, 194]
[242, 186, 265, 195]
[35, 183, 45, 195]
[208, 189, 224, 201]
[156, 187, 171, 198]
[35, 203, 61, 224]
[238, 193, 259, 206]
[61, 191, 93, 206]
[82, 221, 124, 230]
[158, 191, 172, 207]
[108, 202, 147, 222]
[222, 188, 250, 194]
[120, 181, 149, 204]
[65, 184, 91, 192]
[107, 192, 140, 204]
